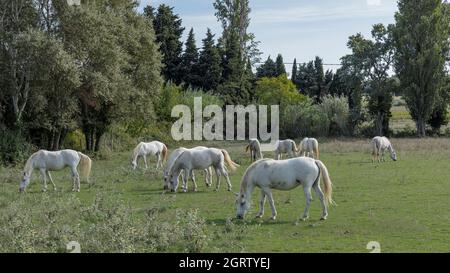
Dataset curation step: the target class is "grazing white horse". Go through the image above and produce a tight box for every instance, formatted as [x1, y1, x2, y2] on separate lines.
[168, 148, 239, 192]
[274, 139, 297, 160]
[245, 138, 263, 162]
[299, 137, 320, 159]
[131, 141, 168, 170]
[19, 149, 92, 193]
[371, 136, 397, 162]
[236, 157, 334, 221]
[163, 147, 213, 192]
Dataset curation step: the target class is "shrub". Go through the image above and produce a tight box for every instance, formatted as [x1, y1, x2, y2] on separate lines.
[0, 129, 33, 166]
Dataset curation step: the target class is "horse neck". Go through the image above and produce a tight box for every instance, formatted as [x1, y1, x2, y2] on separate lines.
[240, 173, 255, 200]
[24, 155, 36, 176]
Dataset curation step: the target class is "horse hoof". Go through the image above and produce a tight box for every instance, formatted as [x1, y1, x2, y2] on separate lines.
[42, 189, 47, 192]
[227, 188, 231, 192]
[270, 216, 276, 221]
[215, 188, 219, 192]
[255, 215, 263, 219]
[320, 216, 327, 221]
[301, 217, 309, 222]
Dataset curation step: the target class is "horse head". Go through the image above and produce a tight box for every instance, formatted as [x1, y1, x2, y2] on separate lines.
[19, 171, 31, 193]
[236, 192, 250, 219]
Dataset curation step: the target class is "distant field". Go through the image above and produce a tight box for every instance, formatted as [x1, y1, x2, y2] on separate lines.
[1, 138, 450, 253]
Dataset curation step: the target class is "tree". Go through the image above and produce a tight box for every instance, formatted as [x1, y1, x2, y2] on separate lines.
[393, 0, 450, 137]
[0, 0, 38, 128]
[291, 58, 298, 86]
[181, 28, 199, 88]
[148, 4, 184, 84]
[275, 54, 286, 76]
[346, 24, 396, 136]
[197, 28, 222, 92]
[214, 0, 258, 104]
[59, 1, 162, 152]
[256, 56, 277, 78]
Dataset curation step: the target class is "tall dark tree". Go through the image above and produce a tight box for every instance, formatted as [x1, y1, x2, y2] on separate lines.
[256, 56, 277, 78]
[393, 0, 450, 137]
[275, 54, 286, 76]
[214, 0, 258, 104]
[149, 4, 184, 84]
[181, 28, 199, 88]
[197, 28, 222, 91]
[291, 58, 298, 86]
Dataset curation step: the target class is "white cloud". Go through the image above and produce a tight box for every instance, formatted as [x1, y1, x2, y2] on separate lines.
[367, 0, 382, 6]
[250, 2, 396, 25]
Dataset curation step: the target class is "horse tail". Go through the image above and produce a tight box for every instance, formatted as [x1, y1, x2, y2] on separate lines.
[315, 160, 335, 207]
[78, 152, 92, 182]
[221, 149, 239, 171]
[161, 144, 168, 163]
[245, 144, 250, 153]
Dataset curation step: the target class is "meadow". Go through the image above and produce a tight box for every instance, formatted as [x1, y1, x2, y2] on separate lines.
[1, 138, 450, 253]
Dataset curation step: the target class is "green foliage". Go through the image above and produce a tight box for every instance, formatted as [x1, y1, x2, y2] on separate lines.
[0, 192, 209, 253]
[148, 4, 184, 84]
[255, 75, 306, 106]
[393, 0, 450, 136]
[0, 129, 33, 166]
[197, 29, 222, 92]
[181, 28, 200, 88]
[320, 95, 350, 136]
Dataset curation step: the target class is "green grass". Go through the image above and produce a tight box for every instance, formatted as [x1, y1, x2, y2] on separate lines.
[1, 139, 450, 252]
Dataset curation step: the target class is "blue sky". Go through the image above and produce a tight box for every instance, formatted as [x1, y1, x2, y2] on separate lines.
[138, 0, 398, 74]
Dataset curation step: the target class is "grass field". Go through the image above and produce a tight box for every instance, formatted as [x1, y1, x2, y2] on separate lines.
[1, 138, 450, 253]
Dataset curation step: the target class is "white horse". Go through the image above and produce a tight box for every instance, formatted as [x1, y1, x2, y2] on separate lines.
[168, 148, 239, 192]
[19, 149, 92, 193]
[371, 136, 397, 162]
[299, 137, 320, 159]
[131, 141, 168, 170]
[274, 139, 297, 160]
[236, 157, 334, 221]
[245, 138, 263, 162]
[163, 147, 213, 192]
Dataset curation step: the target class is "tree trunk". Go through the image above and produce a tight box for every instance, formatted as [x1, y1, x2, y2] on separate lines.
[94, 128, 104, 152]
[53, 129, 62, 150]
[375, 112, 383, 136]
[416, 117, 426, 137]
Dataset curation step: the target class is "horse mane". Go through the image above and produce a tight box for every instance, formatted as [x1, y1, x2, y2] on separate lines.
[24, 150, 41, 174]
[168, 150, 185, 177]
[239, 159, 270, 194]
[132, 142, 144, 162]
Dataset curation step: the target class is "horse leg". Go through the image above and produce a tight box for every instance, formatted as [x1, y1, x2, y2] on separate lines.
[46, 171, 57, 191]
[301, 186, 313, 221]
[204, 168, 211, 187]
[313, 183, 328, 220]
[255, 190, 266, 218]
[181, 168, 189, 193]
[40, 169, 48, 192]
[190, 170, 198, 192]
[71, 167, 80, 192]
[262, 188, 277, 220]
[143, 155, 148, 169]
[214, 168, 221, 191]
[219, 166, 232, 191]
[156, 153, 161, 169]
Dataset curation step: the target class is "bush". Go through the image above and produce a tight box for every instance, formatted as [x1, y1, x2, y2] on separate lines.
[0, 129, 33, 166]
[0, 192, 210, 253]
[319, 95, 350, 136]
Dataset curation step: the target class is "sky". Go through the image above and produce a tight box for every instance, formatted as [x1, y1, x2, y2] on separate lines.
[138, 0, 398, 74]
